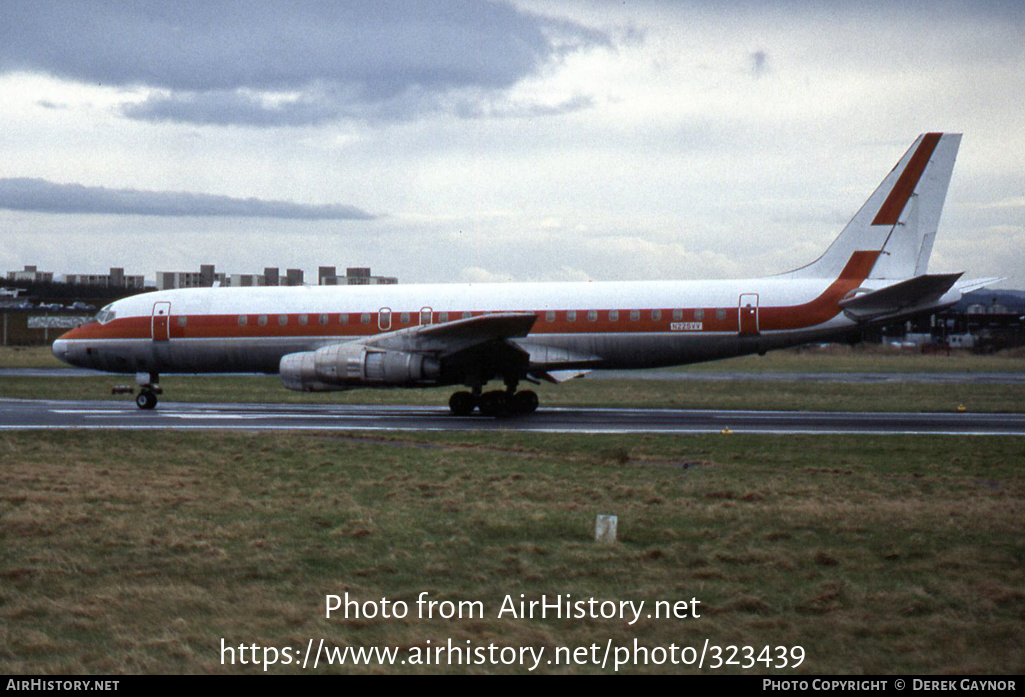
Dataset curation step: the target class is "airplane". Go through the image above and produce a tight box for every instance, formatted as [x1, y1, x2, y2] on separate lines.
[52, 132, 998, 415]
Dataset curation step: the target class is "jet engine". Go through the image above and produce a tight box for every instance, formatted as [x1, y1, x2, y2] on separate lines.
[280, 343, 441, 392]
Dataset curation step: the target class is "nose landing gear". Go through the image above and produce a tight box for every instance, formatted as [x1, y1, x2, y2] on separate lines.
[134, 372, 161, 410]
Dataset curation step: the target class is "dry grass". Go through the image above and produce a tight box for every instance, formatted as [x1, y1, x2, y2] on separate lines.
[1, 431, 1023, 674]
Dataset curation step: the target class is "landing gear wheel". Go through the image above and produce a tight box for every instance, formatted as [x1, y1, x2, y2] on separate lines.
[448, 391, 477, 416]
[135, 390, 158, 410]
[477, 390, 510, 417]
[513, 390, 539, 414]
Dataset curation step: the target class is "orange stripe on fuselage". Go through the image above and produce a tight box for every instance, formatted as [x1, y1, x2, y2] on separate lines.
[57, 252, 879, 344]
[760, 251, 879, 330]
[61, 317, 151, 341]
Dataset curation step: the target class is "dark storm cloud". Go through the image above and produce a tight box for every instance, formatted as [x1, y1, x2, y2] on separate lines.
[0, 0, 611, 126]
[0, 179, 376, 220]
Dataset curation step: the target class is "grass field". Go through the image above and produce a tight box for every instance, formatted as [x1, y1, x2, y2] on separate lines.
[1, 430, 1023, 674]
[2, 344, 1023, 673]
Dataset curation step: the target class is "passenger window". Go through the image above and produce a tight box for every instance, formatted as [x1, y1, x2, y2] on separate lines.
[177, 316, 187, 327]
[258, 315, 268, 326]
[361, 313, 371, 324]
[716, 309, 726, 321]
[439, 312, 449, 322]
[299, 314, 308, 325]
[238, 315, 248, 326]
[673, 309, 683, 321]
[546, 310, 555, 323]
[651, 309, 661, 321]
[609, 309, 619, 322]
[630, 309, 640, 321]
[567, 310, 577, 322]
[587, 310, 597, 322]
[694, 309, 705, 321]
[462, 312, 472, 319]
[339, 313, 348, 324]
[401, 312, 410, 324]
[319, 314, 328, 325]
[278, 314, 288, 326]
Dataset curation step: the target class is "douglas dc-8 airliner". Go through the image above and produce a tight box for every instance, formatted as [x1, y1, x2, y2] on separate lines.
[53, 133, 997, 415]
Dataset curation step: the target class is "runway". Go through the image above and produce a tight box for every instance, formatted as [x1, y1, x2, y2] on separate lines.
[2, 398, 1024, 435]
[4, 368, 1025, 384]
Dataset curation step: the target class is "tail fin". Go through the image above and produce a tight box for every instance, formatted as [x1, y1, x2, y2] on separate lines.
[788, 133, 961, 280]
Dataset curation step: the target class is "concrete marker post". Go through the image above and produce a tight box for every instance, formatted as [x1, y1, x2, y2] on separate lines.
[595, 514, 617, 543]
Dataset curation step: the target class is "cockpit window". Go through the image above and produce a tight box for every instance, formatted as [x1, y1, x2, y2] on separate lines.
[94, 305, 116, 324]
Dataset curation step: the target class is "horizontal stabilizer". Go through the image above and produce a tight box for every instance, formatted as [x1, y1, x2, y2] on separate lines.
[954, 277, 1005, 293]
[840, 272, 962, 320]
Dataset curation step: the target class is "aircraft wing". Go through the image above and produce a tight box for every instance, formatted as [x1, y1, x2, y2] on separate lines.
[840, 272, 963, 320]
[361, 311, 537, 357]
[359, 312, 602, 384]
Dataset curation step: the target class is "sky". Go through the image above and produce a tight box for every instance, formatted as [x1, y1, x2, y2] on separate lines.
[1, 0, 1023, 287]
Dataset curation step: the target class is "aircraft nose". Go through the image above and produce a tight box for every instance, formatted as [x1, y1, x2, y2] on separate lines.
[52, 339, 68, 363]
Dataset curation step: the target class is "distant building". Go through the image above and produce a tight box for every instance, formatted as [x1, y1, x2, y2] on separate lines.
[7, 265, 53, 283]
[318, 266, 337, 285]
[64, 267, 145, 289]
[156, 266, 227, 290]
[347, 267, 371, 282]
[319, 267, 398, 286]
[9, 261, 397, 291]
[228, 274, 267, 287]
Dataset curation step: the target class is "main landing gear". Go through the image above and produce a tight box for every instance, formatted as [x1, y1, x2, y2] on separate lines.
[134, 372, 162, 410]
[448, 381, 539, 417]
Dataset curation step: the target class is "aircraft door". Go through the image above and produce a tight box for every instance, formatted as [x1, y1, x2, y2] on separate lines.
[739, 294, 759, 336]
[419, 307, 433, 325]
[152, 301, 171, 342]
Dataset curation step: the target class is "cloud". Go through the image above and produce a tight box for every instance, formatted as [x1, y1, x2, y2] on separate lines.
[0, 178, 376, 220]
[749, 50, 769, 78]
[0, 0, 612, 126]
[455, 94, 595, 120]
[122, 90, 344, 128]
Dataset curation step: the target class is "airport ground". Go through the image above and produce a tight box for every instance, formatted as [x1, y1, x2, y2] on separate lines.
[1, 345, 1023, 674]
[1, 344, 1025, 413]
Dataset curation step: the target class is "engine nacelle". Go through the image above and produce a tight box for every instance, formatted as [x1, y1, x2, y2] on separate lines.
[280, 343, 441, 392]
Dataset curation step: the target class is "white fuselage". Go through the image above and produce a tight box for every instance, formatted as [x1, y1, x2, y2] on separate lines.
[52, 259, 888, 381]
